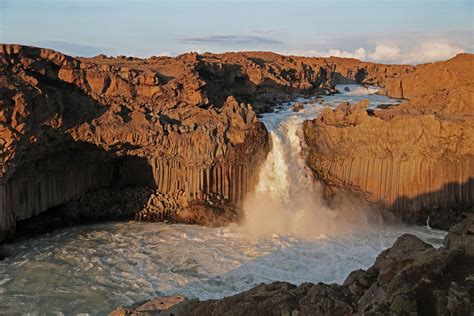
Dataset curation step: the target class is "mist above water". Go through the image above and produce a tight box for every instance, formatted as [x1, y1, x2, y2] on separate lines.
[240, 85, 399, 238]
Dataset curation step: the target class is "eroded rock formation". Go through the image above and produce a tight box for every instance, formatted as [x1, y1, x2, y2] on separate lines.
[304, 54, 474, 228]
[1, 45, 283, 241]
[0, 44, 422, 241]
[1, 44, 472, 241]
[14, 186, 238, 238]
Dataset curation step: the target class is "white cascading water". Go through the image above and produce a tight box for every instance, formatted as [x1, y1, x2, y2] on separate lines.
[343, 85, 380, 95]
[241, 84, 388, 238]
[241, 109, 339, 237]
[0, 85, 443, 315]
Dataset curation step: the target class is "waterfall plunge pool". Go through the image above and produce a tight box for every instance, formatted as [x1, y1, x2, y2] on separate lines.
[0, 85, 442, 315]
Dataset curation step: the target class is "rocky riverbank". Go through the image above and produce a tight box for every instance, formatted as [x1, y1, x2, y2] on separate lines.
[110, 214, 474, 315]
[13, 186, 238, 239]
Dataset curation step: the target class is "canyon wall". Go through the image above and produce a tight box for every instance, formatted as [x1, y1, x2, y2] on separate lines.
[1, 44, 415, 240]
[304, 54, 474, 227]
[1, 44, 472, 240]
[0, 45, 272, 240]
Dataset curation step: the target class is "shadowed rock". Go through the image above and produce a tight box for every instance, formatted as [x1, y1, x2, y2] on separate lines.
[1, 44, 472, 241]
[0, 44, 427, 242]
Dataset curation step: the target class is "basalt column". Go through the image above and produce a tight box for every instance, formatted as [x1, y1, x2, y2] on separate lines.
[117, 159, 259, 204]
[303, 96, 474, 228]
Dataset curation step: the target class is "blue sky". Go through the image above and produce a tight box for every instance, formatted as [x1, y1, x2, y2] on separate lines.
[0, 0, 472, 64]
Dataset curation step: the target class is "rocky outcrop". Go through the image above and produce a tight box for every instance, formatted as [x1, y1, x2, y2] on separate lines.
[1, 44, 472, 240]
[0, 45, 273, 241]
[111, 214, 474, 315]
[379, 53, 473, 101]
[15, 185, 237, 239]
[444, 214, 474, 256]
[304, 54, 474, 229]
[293, 102, 304, 112]
[110, 296, 187, 316]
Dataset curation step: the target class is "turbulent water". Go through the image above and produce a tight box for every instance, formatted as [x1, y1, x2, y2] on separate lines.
[0, 85, 444, 315]
[241, 84, 401, 237]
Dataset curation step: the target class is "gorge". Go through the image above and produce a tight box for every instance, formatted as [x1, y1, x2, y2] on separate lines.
[0, 44, 473, 314]
[1, 45, 472, 240]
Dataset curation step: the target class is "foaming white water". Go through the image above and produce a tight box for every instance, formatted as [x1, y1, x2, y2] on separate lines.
[241, 85, 399, 238]
[0, 222, 445, 314]
[337, 84, 380, 95]
[241, 111, 339, 237]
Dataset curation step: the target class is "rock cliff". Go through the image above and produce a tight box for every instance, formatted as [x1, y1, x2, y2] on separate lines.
[0, 45, 276, 241]
[304, 54, 474, 228]
[0, 44, 420, 241]
[1, 44, 472, 241]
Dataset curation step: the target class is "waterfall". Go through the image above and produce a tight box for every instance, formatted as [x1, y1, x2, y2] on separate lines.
[240, 87, 395, 238]
[241, 104, 342, 238]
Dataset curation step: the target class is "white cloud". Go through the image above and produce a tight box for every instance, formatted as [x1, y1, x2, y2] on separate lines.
[286, 40, 465, 64]
[327, 47, 367, 60]
[367, 44, 401, 61]
[155, 52, 174, 57]
[398, 41, 465, 64]
[285, 48, 365, 59]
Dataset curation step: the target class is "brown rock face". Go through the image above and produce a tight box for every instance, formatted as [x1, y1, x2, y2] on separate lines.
[1, 44, 472, 240]
[304, 54, 474, 228]
[0, 45, 277, 240]
[0, 44, 421, 241]
[110, 295, 187, 316]
[380, 53, 473, 101]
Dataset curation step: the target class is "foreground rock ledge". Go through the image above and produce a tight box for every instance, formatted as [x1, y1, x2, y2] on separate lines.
[110, 215, 474, 315]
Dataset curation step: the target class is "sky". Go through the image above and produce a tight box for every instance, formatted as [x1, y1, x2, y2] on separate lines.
[0, 0, 473, 64]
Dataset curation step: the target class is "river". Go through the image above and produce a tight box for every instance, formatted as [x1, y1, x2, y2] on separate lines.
[0, 85, 446, 315]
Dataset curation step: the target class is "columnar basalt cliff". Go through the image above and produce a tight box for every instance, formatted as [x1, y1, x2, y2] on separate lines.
[1, 44, 472, 241]
[0, 45, 277, 241]
[304, 54, 474, 228]
[0, 44, 421, 241]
